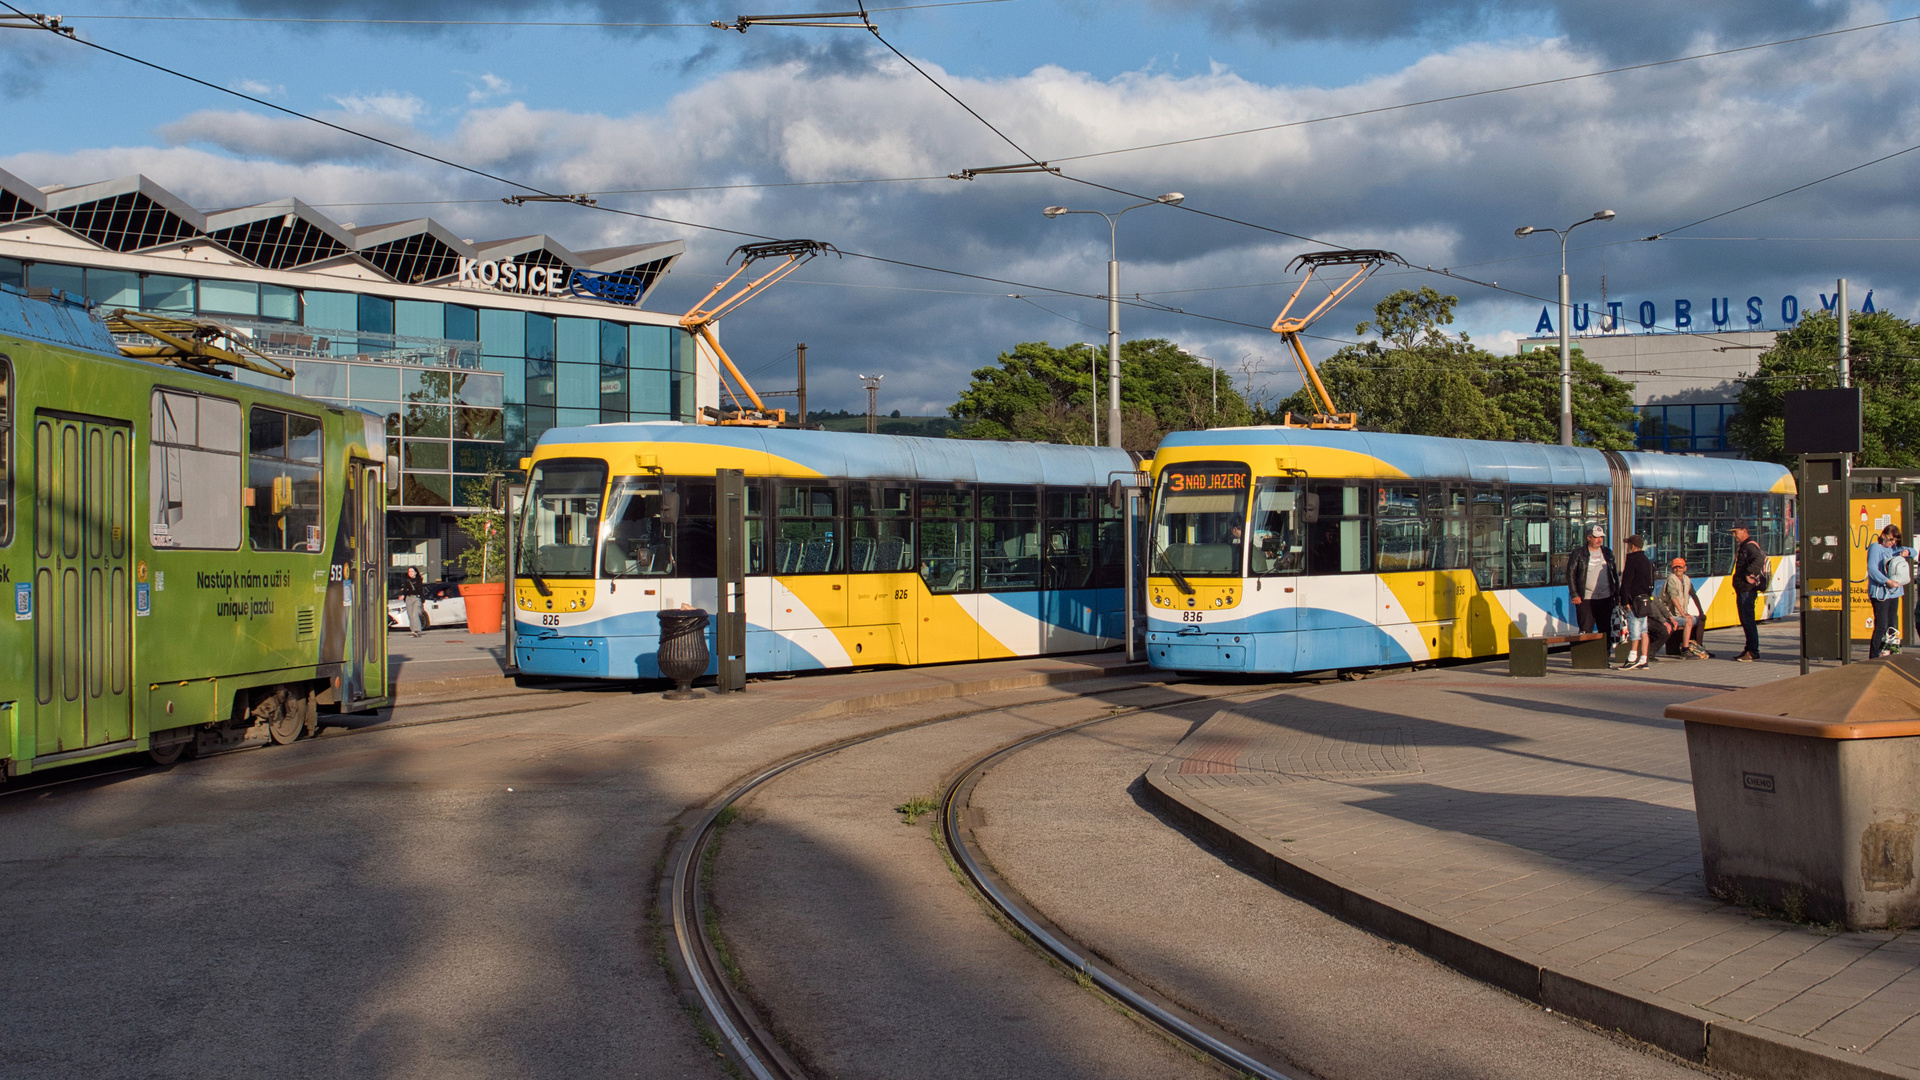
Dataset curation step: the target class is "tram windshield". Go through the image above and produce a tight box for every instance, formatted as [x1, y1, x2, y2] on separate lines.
[1152, 464, 1249, 576]
[600, 477, 673, 577]
[518, 459, 606, 578]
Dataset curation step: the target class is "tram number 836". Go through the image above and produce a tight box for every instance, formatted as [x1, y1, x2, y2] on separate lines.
[1181, 611, 1205, 622]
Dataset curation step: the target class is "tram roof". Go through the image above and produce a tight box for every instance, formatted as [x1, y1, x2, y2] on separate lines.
[534, 421, 1139, 486]
[0, 284, 121, 355]
[1157, 427, 1790, 493]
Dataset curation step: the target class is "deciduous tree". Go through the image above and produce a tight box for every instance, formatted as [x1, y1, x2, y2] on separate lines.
[1727, 310, 1920, 469]
[949, 339, 1251, 450]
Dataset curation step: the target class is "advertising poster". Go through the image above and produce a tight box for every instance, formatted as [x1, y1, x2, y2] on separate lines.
[1850, 497, 1905, 641]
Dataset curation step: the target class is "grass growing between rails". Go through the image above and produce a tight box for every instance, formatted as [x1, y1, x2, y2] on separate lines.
[896, 795, 939, 825]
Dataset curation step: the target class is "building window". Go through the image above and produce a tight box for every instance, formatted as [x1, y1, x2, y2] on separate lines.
[142, 274, 195, 313]
[200, 279, 260, 317]
[31, 262, 85, 298]
[247, 406, 324, 552]
[358, 294, 394, 335]
[149, 389, 241, 550]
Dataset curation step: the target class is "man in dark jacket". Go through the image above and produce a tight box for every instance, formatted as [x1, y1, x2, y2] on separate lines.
[1730, 523, 1767, 661]
[1567, 523, 1621, 635]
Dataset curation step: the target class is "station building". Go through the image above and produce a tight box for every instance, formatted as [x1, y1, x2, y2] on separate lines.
[0, 168, 713, 583]
[1520, 330, 1775, 457]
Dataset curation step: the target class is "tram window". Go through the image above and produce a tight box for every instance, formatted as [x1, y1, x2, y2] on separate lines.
[600, 477, 672, 577]
[917, 483, 974, 593]
[1465, 485, 1505, 588]
[1249, 479, 1304, 576]
[775, 482, 841, 574]
[1154, 466, 1250, 576]
[149, 390, 241, 550]
[849, 482, 913, 573]
[677, 478, 765, 578]
[977, 486, 1040, 591]
[1506, 485, 1551, 586]
[1428, 485, 1467, 571]
[1375, 484, 1427, 572]
[0, 356, 9, 546]
[246, 407, 324, 552]
[1306, 482, 1369, 575]
[517, 459, 605, 578]
[1041, 487, 1096, 589]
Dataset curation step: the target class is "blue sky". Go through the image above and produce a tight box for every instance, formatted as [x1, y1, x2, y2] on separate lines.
[6, 0, 1919, 412]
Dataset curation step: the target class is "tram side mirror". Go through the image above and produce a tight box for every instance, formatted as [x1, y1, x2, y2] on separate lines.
[660, 489, 680, 519]
[386, 456, 401, 493]
[1304, 498, 1320, 525]
[1108, 479, 1126, 511]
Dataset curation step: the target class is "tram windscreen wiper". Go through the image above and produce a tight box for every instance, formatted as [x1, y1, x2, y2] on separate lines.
[529, 574, 552, 597]
[1150, 531, 1195, 596]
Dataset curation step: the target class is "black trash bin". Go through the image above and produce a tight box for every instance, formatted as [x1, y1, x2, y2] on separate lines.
[657, 608, 711, 700]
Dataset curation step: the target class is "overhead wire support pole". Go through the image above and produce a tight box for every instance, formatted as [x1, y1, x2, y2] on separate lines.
[1270, 249, 1407, 429]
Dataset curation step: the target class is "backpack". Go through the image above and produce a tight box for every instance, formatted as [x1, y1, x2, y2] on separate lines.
[1742, 539, 1770, 592]
[1889, 554, 1915, 589]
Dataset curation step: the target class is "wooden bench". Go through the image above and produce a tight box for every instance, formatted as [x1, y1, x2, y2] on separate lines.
[1509, 632, 1609, 677]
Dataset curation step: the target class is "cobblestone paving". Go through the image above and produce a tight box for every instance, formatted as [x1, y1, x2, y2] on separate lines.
[1150, 623, 1920, 1073]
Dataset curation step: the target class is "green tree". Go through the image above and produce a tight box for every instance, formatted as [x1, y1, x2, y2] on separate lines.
[453, 474, 507, 582]
[1727, 310, 1920, 468]
[1266, 288, 1636, 447]
[948, 339, 1251, 451]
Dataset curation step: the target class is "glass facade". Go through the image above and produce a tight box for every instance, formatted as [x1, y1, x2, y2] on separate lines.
[13, 256, 697, 469]
[1636, 403, 1739, 454]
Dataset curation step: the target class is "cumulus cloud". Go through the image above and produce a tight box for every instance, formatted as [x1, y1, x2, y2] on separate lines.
[465, 72, 513, 103]
[328, 90, 430, 124]
[13, 24, 1920, 412]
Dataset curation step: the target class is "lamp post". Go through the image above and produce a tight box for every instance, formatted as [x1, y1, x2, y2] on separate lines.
[1069, 342, 1102, 445]
[1045, 193, 1185, 449]
[1515, 209, 1615, 446]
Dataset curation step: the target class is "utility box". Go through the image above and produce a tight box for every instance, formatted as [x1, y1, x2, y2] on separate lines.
[1666, 659, 1920, 930]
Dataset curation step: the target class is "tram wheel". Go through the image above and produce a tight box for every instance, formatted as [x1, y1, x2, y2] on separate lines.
[148, 738, 189, 766]
[263, 691, 303, 746]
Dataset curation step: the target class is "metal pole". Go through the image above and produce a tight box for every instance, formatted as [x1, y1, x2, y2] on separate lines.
[1838, 278, 1850, 387]
[1558, 236, 1573, 446]
[1124, 489, 1137, 662]
[1090, 346, 1099, 447]
[796, 342, 807, 429]
[504, 482, 523, 673]
[1107, 258, 1122, 449]
[1842, 454, 1854, 665]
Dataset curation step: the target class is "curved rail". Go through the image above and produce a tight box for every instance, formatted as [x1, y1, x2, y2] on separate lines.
[942, 717, 1300, 1080]
[666, 684, 1300, 1080]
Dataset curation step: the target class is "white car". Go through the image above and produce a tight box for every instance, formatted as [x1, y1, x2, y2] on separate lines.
[388, 581, 468, 630]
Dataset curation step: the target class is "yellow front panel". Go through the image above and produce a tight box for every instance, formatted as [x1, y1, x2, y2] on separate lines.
[515, 580, 595, 614]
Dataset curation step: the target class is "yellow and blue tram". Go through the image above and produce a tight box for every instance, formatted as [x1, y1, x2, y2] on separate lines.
[1145, 428, 1796, 673]
[511, 424, 1139, 678]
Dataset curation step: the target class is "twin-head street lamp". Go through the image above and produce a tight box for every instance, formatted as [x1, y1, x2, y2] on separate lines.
[1044, 192, 1185, 449]
[1515, 209, 1615, 446]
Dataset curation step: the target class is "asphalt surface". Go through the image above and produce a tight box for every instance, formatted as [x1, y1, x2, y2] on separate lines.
[714, 681, 1243, 1080]
[970, 700, 1721, 1080]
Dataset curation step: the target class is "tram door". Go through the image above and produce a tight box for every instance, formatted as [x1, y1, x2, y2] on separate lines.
[32, 414, 132, 755]
[341, 461, 388, 705]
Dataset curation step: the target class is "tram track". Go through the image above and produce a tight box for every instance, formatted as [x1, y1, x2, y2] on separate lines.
[663, 679, 1305, 1080]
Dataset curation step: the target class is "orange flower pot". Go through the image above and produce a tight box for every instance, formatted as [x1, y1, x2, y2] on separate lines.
[459, 581, 507, 634]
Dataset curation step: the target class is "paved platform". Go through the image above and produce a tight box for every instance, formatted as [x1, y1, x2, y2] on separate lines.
[388, 628, 513, 697]
[1145, 620, 1920, 1080]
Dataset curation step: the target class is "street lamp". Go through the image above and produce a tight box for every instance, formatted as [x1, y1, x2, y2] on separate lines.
[1044, 192, 1185, 449]
[1075, 342, 1102, 445]
[1515, 209, 1615, 446]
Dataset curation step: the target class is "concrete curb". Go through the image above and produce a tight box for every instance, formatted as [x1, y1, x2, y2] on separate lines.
[1141, 772, 1920, 1080]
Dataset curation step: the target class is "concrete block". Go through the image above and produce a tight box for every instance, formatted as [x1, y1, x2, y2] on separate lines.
[1539, 969, 1710, 1060]
[1685, 722, 1920, 930]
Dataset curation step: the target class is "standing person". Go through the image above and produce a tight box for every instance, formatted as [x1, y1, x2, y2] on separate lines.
[399, 566, 425, 638]
[1729, 523, 1767, 662]
[1619, 535, 1656, 669]
[1866, 524, 1914, 659]
[1567, 523, 1621, 638]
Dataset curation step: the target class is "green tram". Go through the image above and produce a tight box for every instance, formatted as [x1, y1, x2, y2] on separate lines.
[1, 286, 389, 779]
